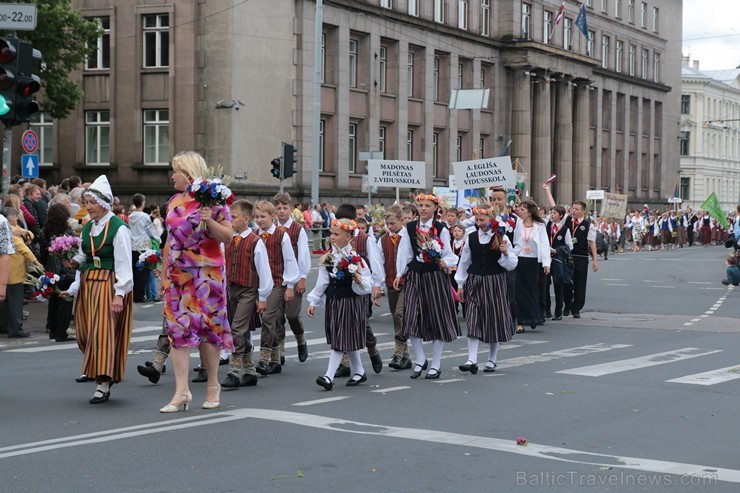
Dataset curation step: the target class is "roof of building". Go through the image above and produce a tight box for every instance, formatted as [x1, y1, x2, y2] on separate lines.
[682, 64, 740, 89]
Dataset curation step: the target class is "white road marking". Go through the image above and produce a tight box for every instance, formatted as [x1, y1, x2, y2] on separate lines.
[667, 365, 740, 386]
[691, 319, 701, 322]
[132, 325, 163, 334]
[643, 280, 664, 283]
[607, 283, 629, 286]
[557, 348, 723, 377]
[6, 409, 738, 483]
[683, 323, 693, 326]
[291, 396, 351, 407]
[705, 311, 715, 315]
[499, 344, 632, 369]
[652, 286, 675, 289]
[434, 378, 464, 384]
[704, 288, 725, 290]
[602, 278, 623, 281]
[370, 386, 410, 393]
[688, 282, 711, 285]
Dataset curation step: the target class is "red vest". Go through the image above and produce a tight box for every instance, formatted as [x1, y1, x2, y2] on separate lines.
[380, 233, 400, 288]
[351, 230, 369, 262]
[261, 229, 286, 286]
[282, 221, 302, 257]
[225, 232, 260, 287]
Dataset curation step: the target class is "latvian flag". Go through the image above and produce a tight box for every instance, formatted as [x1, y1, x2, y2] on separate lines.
[555, 0, 566, 25]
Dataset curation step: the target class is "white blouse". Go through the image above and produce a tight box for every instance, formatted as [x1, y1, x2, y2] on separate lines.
[395, 219, 459, 277]
[513, 220, 551, 268]
[307, 244, 372, 307]
[455, 233, 518, 285]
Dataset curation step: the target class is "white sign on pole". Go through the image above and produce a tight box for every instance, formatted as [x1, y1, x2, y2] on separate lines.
[433, 187, 458, 209]
[452, 156, 516, 191]
[586, 190, 605, 200]
[667, 197, 683, 204]
[0, 4, 37, 30]
[367, 160, 426, 189]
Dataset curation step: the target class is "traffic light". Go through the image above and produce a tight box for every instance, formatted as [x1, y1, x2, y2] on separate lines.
[13, 41, 41, 123]
[282, 143, 298, 178]
[0, 37, 18, 121]
[271, 157, 282, 179]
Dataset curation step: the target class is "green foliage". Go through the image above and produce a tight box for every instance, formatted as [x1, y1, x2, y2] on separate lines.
[1, 0, 101, 119]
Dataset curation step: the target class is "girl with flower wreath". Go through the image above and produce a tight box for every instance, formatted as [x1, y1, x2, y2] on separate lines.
[392, 193, 460, 380]
[307, 218, 372, 390]
[455, 203, 518, 374]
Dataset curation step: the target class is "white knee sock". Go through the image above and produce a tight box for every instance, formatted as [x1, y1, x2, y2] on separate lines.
[431, 340, 444, 370]
[347, 350, 365, 378]
[219, 349, 229, 361]
[467, 337, 480, 364]
[325, 350, 343, 381]
[409, 336, 426, 368]
[488, 343, 500, 366]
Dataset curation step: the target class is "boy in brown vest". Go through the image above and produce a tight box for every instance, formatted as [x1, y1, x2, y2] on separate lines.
[221, 200, 273, 388]
[253, 200, 300, 375]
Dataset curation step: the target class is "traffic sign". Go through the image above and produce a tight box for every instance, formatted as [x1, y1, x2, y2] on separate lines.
[21, 153, 38, 178]
[0, 4, 37, 31]
[21, 129, 38, 153]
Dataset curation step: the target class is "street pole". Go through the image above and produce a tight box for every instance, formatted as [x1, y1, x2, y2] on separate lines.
[2, 124, 11, 200]
[279, 156, 285, 193]
[310, 0, 323, 207]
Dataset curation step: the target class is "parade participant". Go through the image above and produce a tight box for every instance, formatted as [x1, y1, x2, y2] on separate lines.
[687, 208, 698, 246]
[546, 205, 573, 321]
[450, 223, 466, 316]
[456, 204, 517, 374]
[221, 200, 272, 389]
[159, 152, 233, 412]
[273, 193, 310, 364]
[308, 218, 372, 390]
[567, 201, 598, 317]
[378, 205, 411, 370]
[253, 200, 299, 376]
[0, 211, 13, 313]
[659, 213, 673, 250]
[512, 200, 550, 333]
[393, 193, 460, 380]
[63, 176, 134, 404]
[700, 211, 713, 247]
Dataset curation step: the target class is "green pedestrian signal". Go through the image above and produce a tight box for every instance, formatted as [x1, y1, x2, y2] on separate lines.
[0, 94, 10, 116]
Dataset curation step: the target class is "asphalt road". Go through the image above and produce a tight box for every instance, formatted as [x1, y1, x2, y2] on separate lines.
[1, 244, 738, 492]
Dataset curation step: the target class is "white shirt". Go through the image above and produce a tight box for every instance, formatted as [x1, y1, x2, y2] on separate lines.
[235, 228, 273, 302]
[395, 219, 458, 277]
[566, 214, 598, 242]
[256, 224, 300, 289]
[307, 243, 372, 307]
[513, 221, 551, 268]
[279, 217, 311, 280]
[68, 211, 133, 297]
[128, 210, 158, 251]
[455, 233, 517, 285]
[549, 222, 574, 251]
[359, 230, 385, 288]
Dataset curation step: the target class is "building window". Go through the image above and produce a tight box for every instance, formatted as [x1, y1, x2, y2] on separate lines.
[481, 0, 490, 37]
[348, 123, 357, 173]
[349, 39, 357, 88]
[544, 11, 553, 44]
[143, 109, 169, 165]
[679, 131, 690, 156]
[86, 16, 110, 70]
[432, 132, 439, 177]
[615, 0, 622, 18]
[320, 32, 326, 83]
[319, 119, 325, 171]
[407, 129, 414, 160]
[628, 0, 635, 23]
[433, 57, 440, 101]
[641, 48, 649, 79]
[586, 0, 593, 6]
[615, 40, 623, 72]
[143, 14, 169, 68]
[601, 35, 610, 69]
[30, 113, 53, 166]
[681, 94, 690, 114]
[407, 52, 414, 97]
[680, 176, 690, 200]
[653, 53, 660, 82]
[456, 134, 463, 162]
[652, 7, 659, 32]
[479, 137, 485, 158]
[640, 2, 647, 27]
[480, 67, 485, 89]
[408, 0, 419, 16]
[587, 31, 595, 57]
[379, 125, 386, 158]
[380, 0, 392, 8]
[521, 3, 531, 39]
[457, 62, 463, 89]
[379, 46, 387, 93]
[629, 44, 636, 76]
[434, 0, 445, 23]
[601, 0, 608, 13]
[85, 110, 110, 166]
[564, 18, 572, 50]
[459, 0, 469, 30]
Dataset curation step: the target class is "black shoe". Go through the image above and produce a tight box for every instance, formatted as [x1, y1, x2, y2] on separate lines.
[572, 311, 581, 319]
[8, 331, 30, 338]
[458, 362, 478, 374]
[255, 361, 269, 376]
[388, 354, 402, 369]
[410, 360, 428, 379]
[483, 362, 497, 373]
[722, 279, 730, 286]
[191, 368, 208, 383]
[54, 336, 76, 342]
[137, 364, 161, 384]
[219, 357, 229, 366]
[346, 373, 367, 386]
[370, 352, 383, 374]
[545, 310, 553, 319]
[552, 315, 563, 321]
[563, 308, 571, 317]
[89, 389, 110, 404]
[266, 362, 282, 375]
[297, 343, 308, 362]
[75, 374, 91, 383]
[316, 375, 333, 390]
[425, 368, 441, 379]
[334, 364, 351, 378]
[399, 356, 412, 369]
[221, 373, 241, 389]
[240, 373, 258, 387]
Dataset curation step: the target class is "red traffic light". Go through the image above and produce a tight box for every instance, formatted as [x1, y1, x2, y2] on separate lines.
[0, 39, 16, 64]
[18, 76, 39, 97]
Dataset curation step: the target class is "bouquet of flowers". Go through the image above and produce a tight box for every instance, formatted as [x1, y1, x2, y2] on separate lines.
[415, 226, 445, 267]
[49, 235, 81, 261]
[25, 265, 61, 299]
[493, 214, 516, 236]
[368, 203, 385, 231]
[320, 248, 367, 290]
[136, 249, 162, 270]
[187, 166, 235, 231]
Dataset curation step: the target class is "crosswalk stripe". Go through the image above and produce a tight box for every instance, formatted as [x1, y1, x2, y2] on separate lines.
[557, 348, 723, 377]
[370, 386, 410, 393]
[292, 396, 350, 406]
[666, 365, 740, 386]
[499, 343, 632, 369]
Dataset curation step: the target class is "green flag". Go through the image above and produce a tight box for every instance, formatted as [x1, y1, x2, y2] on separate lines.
[700, 192, 729, 230]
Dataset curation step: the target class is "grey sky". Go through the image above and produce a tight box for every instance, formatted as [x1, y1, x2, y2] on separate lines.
[683, 0, 740, 70]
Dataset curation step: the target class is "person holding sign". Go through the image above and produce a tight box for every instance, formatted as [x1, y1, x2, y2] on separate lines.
[512, 201, 550, 333]
[393, 193, 460, 380]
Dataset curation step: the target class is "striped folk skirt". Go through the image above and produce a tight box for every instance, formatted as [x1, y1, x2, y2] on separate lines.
[464, 272, 514, 344]
[74, 269, 133, 383]
[325, 294, 367, 352]
[403, 269, 461, 342]
[515, 257, 545, 327]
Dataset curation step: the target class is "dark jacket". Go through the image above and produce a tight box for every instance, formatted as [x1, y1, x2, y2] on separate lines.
[552, 245, 574, 285]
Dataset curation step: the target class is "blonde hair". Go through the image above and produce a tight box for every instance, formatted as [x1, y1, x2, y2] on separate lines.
[272, 192, 292, 206]
[254, 200, 276, 216]
[383, 204, 403, 221]
[172, 151, 208, 181]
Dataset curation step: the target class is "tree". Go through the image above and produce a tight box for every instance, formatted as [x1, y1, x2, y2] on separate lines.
[1, 0, 101, 120]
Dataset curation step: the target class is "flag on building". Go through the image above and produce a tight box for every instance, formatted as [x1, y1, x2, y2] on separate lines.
[554, 0, 566, 25]
[575, 4, 589, 38]
[700, 192, 729, 230]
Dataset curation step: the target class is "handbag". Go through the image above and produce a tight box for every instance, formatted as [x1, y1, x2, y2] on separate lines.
[725, 233, 735, 249]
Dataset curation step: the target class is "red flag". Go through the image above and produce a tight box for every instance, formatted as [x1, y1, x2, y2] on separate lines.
[554, 0, 566, 25]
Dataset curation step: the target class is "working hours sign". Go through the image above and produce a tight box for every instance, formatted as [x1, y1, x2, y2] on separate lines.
[452, 156, 516, 190]
[367, 160, 426, 188]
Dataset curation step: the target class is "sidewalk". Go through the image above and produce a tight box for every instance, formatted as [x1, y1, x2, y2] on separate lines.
[1, 298, 66, 347]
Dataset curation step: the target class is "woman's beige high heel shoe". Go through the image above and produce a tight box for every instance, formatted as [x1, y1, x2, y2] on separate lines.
[202, 384, 221, 409]
[159, 391, 192, 413]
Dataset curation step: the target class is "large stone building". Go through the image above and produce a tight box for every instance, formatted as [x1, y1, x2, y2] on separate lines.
[679, 59, 740, 212]
[16, 0, 682, 207]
